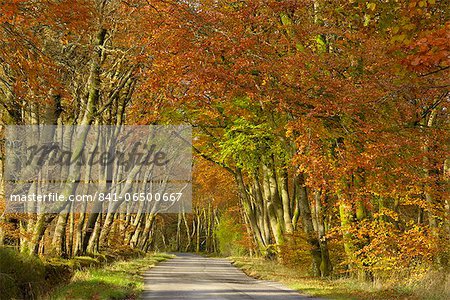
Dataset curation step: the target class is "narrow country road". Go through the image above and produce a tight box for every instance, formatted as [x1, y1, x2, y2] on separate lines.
[141, 253, 322, 300]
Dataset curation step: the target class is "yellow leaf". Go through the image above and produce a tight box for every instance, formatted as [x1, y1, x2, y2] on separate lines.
[367, 2, 376, 10]
[404, 23, 416, 31]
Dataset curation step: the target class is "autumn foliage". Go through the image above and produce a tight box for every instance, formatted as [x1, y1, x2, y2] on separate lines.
[0, 1, 449, 297]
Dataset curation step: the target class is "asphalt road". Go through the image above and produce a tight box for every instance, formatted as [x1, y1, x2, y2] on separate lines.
[141, 253, 322, 300]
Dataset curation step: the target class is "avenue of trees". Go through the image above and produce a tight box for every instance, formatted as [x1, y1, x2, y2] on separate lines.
[0, 0, 449, 285]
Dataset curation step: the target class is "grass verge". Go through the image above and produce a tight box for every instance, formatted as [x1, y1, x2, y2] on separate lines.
[231, 256, 425, 300]
[48, 253, 174, 300]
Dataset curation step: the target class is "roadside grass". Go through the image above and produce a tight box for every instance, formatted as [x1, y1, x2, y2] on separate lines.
[231, 256, 425, 300]
[48, 253, 174, 300]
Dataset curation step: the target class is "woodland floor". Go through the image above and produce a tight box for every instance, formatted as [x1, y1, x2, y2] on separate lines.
[47, 253, 174, 300]
[231, 257, 425, 300]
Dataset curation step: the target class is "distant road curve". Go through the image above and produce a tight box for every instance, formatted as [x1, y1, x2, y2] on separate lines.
[141, 253, 323, 300]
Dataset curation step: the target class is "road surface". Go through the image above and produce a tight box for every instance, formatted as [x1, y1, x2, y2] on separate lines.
[141, 253, 322, 300]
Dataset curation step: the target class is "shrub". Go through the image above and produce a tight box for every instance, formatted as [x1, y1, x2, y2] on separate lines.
[279, 231, 311, 268]
[215, 213, 246, 256]
[70, 256, 102, 269]
[0, 271, 17, 300]
[43, 260, 74, 287]
[412, 269, 450, 300]
[0, 247, 45, 300]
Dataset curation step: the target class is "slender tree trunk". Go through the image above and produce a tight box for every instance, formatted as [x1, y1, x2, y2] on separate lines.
[138, 213, 156, 250]
[262, 164, 284, 246]
[68, 208, 75, 257]
[279, 170, 294, 234]
[196, 212, 201, 253]
[176, 212, 182, 251]
[315, 190, 332, 276]
[182, 206, 192, 252]
[86, 213, 102, 254]
[339, 199, 355, 275]
[52, 211, 69, 257]
[295, 173, 322, 276]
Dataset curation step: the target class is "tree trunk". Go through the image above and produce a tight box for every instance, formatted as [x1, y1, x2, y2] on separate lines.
[262, 164, 284, 246]
[279, 170, 294, 234]
[52, 211, 69, 257]
[295, 173, 322, 276]
[235, 168, 266, 252]
[314, 190, 332, 277]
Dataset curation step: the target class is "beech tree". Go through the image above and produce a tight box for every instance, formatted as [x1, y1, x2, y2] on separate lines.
[0, 0, 448, 283]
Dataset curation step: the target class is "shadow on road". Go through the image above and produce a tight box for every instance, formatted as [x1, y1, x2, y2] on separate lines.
[141, 253, 322, 300]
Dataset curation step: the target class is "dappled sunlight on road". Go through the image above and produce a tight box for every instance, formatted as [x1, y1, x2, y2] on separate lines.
[141, 253, 323, 300]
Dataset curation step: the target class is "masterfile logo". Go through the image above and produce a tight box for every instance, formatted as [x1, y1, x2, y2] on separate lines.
[5, 125, 192, 214]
